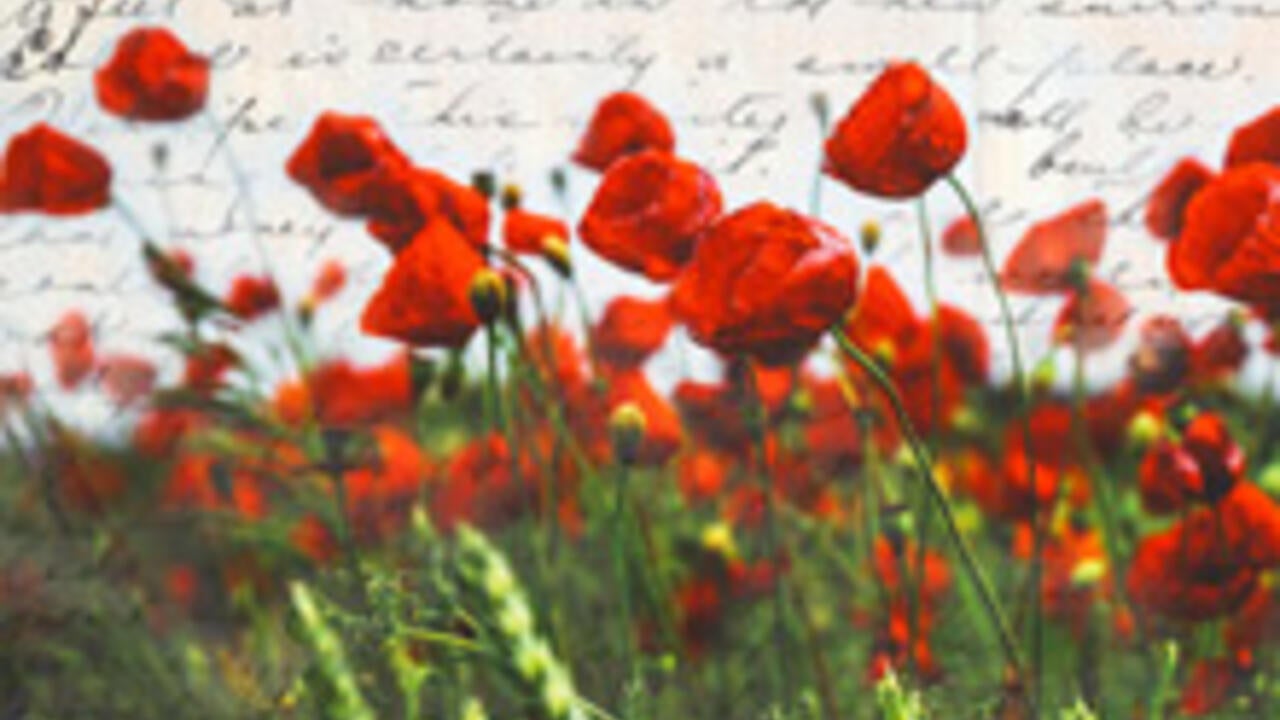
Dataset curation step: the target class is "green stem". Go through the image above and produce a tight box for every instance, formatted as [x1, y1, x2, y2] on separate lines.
[832, 329, 1028, 698]
[945, 173, 1041, 711]
[610, 463, 637, 679]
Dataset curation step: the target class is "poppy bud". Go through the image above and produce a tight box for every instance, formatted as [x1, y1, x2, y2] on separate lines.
[500, 183, 522, 211]
[609, 402, 648, 466]
[1259, 462, 1280, 496]
[700, 521, 737, 560]
[1030, 355, 1057, 395]
[860, 220, 882, 255]
[542, 235, 572, 278]
[471, 170, 497, 200]
[468, 269, 508, 325]
[1126, 410, 1164, 449]
[549, 167, 567, 196]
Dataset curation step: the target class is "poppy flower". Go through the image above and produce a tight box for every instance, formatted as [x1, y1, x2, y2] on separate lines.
[286, 112, 409, 216]
[1180, 412, 1245, 502]
[1145, 158, 1213, 241]
[224, 274, 280, 320]
[502, 207, 568, 255]
[941, 215, 981, 256]
[802, 376, 863, 473]
[364, 166, 491, 252]
[183, 342, 238, 394]
[304, 354, 414, 428]
[360, 221, 486, 348]
[1225, 105, 1280, 169]
[1167, 164, 1280, 310]
[1129, 315, 1192, 394]
[0, 124, 111, 215]
[1180, 658, 1246, 717]
[309, 259, 347, 303]
[592, 294, 673, 368]
[678, 451, 729, 504]
[824, 62, 967, 199]
[573, 91, 675, 172]
[96, 354, 157, 406]
[578, 150, 722, 281]
[1000, 200, 1107, 294]
[94, 27, 209, 122]
[672, 202, 860, 365]
[1138, 439, 1204, 514]
[434, 433, 537, 532]
[1127, 514, 1259, 623]
[1190, 314, 1248, 382]
[48, 311, 94, 390]
[1053, 279, 1132, 352]
[842, 265, 918, 359]
[0, 372, 32, 416]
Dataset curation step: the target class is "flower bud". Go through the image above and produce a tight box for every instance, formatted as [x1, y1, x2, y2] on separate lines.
[860, 220, 882, 255]
[609, 402, 647, 466]
[471, 170, 497, 199]
[700, 521, 737, 559]
[1126, 409, 1163, 449]
[500, 183, 523, 211]
[469, 269, 508, 325]
[542, 235, 573, 278]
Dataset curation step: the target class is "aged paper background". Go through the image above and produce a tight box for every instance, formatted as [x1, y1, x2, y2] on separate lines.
[2, 0, 1277, 424]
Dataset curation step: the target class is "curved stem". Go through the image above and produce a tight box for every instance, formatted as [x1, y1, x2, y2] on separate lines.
[832, 328, 1028, 697]
[944, 174, 1041, 708]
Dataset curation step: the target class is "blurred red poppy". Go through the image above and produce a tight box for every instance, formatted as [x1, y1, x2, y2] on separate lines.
[672, 202, 860, 365]
[360, 222, 485, 348]
[1138, 439, 1203, 514]
[1000, 200, 1107, 294]
[502, 207, 568, 255]
[287, 112, 409, 216]
[1053, 279, 1132, 352]
[97, 353, 157, 406]
[94, 27, 209, 122]
[941, 215, 981, 256]
[592, 295, 673, 368]
[579, 150, 722, 281]
[49, 311, 95, 390]
[824, 62, 967, 199]
[1145, 158, 1213, 241]
[0, 124, 111, 215]
[842, 265, 917, 358]
[224, 274, 280, 321]
[305, 354, 414, 428]
[573, 91, 675, 172]
[1167, 164, 1280, 310]
[1225, 105, 1280, 169]
[310, 259, 347, 303]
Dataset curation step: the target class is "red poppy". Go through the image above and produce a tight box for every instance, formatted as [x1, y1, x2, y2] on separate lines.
[1225, 105, 1280, 169]
[304, 354, 414, 428]
[1167, 164, 1280, 309]
[573, 91, 675, 172]
[1053, 279, 1132, 352]
[802, 376, 863, 473]
[674, 379, 754, 453]
[933, 304, 990, 384]
[592, 294, 673, 368]
[183, 342, 238, 394]
[94, 27, 209, 122]
[842, 265, 918, 358]
[672, 202, 860, 365]
[1180, 658, 1245, 717]
[310, 259, 347, 303]
[364, 166, 491, 252]
[1129, 315, 1192, 394]
[360, 222, 485, 348]
[824, 62, 967, 199]
[678, 451, 728, 504]
[1145, 158, 1213, 241]
[286, 112, 409, 216]
[96, 353, 157, 406]
[502, 207, 568, 255]
[578, 150, 722, 281]
[941, 215, 981, 256]
[49, 311, 94, 390]
[0, 124, 111, 215]
[1180, 412, 1245, 502]
[1000, 200, 1107, 294]
[224, 274, 280, 320]
[434, 433, 536, 532]
[1138, 439, 1204, 514]
[0, 372, 32, 416]
[1191, 315, 1248, 382]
